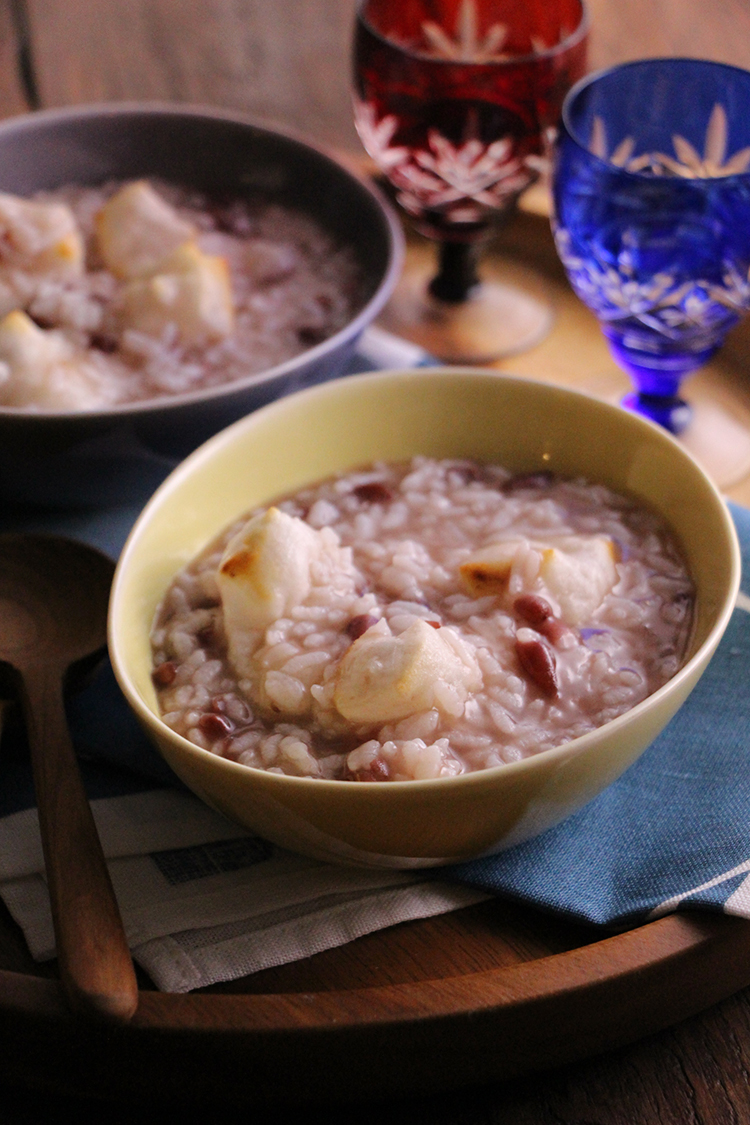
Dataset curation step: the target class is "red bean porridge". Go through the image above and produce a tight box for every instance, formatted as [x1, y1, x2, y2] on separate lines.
[150, 457, 694, 782]
[0, 179, 363, 410]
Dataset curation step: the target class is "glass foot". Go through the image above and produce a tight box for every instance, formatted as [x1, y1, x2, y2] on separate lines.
[621, 391, 692, 435]
[587, 367, 750, 491]
[378, 243, 553, 363]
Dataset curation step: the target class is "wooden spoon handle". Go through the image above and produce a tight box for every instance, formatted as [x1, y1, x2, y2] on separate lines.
[21, 664, 139, 1021]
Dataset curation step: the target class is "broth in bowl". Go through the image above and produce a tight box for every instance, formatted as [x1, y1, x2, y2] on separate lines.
[150, 455, 694, 783]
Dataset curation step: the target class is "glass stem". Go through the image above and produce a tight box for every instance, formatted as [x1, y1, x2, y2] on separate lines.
[428, 241, 481, 303]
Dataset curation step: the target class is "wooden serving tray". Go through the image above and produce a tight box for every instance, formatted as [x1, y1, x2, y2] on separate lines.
[2, 203, 750, 1107]
[1, 898, 750, 1106]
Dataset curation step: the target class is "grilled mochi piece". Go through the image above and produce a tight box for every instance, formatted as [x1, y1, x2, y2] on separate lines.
[218, 507, 321, 633]
[120, 241, 234, 344]
[217, 507, 358, 681]
[459, 539, 525, 597]
[0, 192, 84, 275]
[538, 537, 618, 625]
[0, 309, 118, 410]
[95, 180, 196, 280]
[460, 534, 618, 626]
[334, 618, 482, 725]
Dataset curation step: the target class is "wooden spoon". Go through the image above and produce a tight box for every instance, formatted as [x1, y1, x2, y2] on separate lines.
[0, 533, 138, 1021]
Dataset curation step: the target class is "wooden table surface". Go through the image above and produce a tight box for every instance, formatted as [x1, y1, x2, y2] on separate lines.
[2, 1, 750, 1121]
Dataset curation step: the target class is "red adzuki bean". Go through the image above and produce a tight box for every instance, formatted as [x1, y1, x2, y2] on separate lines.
[514, 594, 553, 627]
[348, 758, 391, 782]
[515, 631, 559, 698]
[539, 617, 568, 645]
[346, 613, 379, 640]
[352, 482, 393, 504]
[514, 595, 569, 646]
[152, 661, 177, 687]
[198, 713, 234, 740]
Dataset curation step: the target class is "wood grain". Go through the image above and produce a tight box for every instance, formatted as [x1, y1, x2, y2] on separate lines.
[20, 0, 750, 158]
[0, 909, 747, 1108]
[0, 1, 31, 117]
[24, 0, 363, 150]
[586, 0, 750, 73]
[0, 537, 138, 1021]
[22, 665, 138, 1021]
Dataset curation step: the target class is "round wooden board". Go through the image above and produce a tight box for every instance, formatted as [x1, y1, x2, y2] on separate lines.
[1, 898, 750, 1106]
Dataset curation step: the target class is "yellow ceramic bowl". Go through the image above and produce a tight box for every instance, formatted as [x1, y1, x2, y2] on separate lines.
[109, 369, 740, 867]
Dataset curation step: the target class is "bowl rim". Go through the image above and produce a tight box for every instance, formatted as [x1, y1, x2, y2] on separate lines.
[109, 366, 742, 795]
[0, 100, 405, 420]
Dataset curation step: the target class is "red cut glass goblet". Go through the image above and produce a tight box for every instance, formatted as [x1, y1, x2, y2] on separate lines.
[354, 0, 588, 361]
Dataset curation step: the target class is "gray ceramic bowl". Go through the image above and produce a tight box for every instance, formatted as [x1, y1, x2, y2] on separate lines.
[0, 103, 403, 507]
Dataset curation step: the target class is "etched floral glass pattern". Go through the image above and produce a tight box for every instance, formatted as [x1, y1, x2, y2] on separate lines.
[553, 58, 750, 433]
[354, 0, 588, 241]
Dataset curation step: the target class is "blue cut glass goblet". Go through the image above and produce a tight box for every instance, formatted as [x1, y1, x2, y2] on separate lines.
[553, 58, 750, 434]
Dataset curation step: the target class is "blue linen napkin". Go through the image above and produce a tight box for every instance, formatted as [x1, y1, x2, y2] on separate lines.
[1, 332, 749, 934]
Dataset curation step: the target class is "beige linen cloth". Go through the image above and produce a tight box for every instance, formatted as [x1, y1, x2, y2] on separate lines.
[0, 788, 487, 992]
